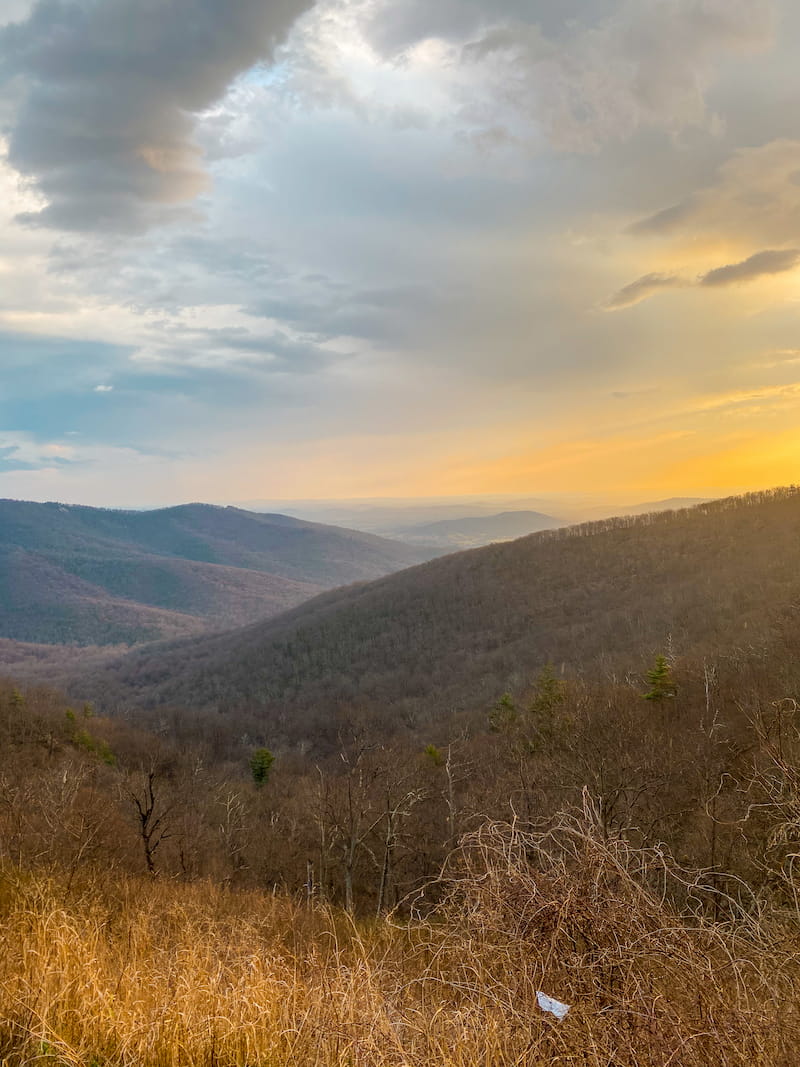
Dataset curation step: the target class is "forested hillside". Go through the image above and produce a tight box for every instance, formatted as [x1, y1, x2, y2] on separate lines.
[0, 499, 437, 645]
[79, 488, 800, 746]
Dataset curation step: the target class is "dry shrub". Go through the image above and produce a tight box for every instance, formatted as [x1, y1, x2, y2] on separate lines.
[1, 812, 799, 1066]
[401, 810, 800, 1066]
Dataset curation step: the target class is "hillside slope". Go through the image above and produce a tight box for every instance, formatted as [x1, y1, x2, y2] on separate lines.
[0, 499, 436, 645]
[77, 488, 800, 737]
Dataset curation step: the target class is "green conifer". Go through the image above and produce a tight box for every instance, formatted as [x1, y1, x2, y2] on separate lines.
[249, 748, 275, 787]
[643, 655, 677, 701]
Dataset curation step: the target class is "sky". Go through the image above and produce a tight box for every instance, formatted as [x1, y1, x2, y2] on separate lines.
[1, 0, 800, 507]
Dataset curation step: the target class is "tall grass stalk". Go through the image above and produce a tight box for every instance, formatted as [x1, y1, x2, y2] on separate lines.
[1, 817, 798, 1066]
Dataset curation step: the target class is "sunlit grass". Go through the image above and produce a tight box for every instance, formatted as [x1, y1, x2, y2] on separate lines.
[1, 820, 798, 1066]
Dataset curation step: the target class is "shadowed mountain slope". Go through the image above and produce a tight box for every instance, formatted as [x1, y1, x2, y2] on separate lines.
[0, 499, 437, 645]
[77, 488, 800, 740]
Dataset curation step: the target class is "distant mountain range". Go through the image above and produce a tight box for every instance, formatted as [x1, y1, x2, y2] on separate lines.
[391, 510, 564, 548]
[0, 499, 438, 645]
[255, 494, 719, 531]
[74, 489, 799, 748]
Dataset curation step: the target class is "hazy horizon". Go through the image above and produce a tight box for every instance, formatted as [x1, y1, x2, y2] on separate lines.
[0, 488, 726, 529]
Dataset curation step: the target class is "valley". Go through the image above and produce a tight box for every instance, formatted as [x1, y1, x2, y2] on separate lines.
[2, 0, 795, 1058]
[72, 488, 800, 747]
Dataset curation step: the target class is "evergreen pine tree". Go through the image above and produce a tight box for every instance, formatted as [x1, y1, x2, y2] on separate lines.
[488, 693, 518, 733]
[529, 663, 566, 715]
[643, 655, 677, 701]
[249, 748, 275, 787]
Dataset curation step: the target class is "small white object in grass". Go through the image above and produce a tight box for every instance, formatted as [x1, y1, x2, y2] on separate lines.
[537, 991, 570, 1020]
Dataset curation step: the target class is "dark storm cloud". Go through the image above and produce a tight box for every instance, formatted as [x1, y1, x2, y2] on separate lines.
[699, 248, 800, 286]
[0, 0, 314, 232]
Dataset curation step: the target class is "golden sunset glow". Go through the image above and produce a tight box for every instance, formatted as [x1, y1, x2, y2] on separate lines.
[0, 0, 799, 509]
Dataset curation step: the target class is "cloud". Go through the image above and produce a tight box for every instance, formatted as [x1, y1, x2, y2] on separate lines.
[607, 248, 800, 310]
[755, 348, 800, 369]
[2, 0, 800, 507]
[686, 381, 800, 415]
[361, 0, 775, 150]
[136, 324, 335, 376]
[362, 0, 551, 54]
[0, 444, 40, 471]
[0, 1, 35, 28]
[247, 280, 455, 348]
[0, 436, 77, 471]
[605, 272, 686, 310]
[93, 384, 113, 393]
[629, 199, 699, 235]
[0, 0, 314, 232]
[700, 248, 800, 286]
[631, 140, 800, 244]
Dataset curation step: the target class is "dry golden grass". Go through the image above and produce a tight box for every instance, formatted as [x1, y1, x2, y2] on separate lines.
[1, 818, 799, 1067]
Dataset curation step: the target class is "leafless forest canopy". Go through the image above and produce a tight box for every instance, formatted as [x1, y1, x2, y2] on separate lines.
[74, 486, 800, 747]
[0, 499, 436, 644]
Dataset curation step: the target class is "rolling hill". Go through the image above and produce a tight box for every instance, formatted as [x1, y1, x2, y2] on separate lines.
[75, 488, 800, 745]
[0, 499, 438, 645]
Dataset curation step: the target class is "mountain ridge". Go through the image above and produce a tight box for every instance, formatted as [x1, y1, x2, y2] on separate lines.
[0, 498, 439, 645]
[73, 487, 800, 747]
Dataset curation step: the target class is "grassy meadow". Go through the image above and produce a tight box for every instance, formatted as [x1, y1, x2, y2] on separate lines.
[2, 819, 798, 1067]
